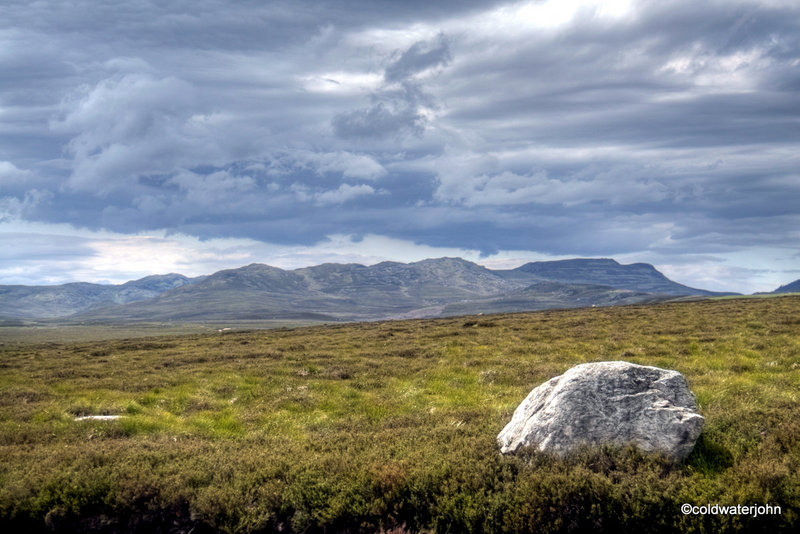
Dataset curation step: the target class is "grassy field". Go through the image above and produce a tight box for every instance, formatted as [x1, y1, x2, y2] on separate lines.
[0, 319, 332, 344]
[1, 296, 799, 532]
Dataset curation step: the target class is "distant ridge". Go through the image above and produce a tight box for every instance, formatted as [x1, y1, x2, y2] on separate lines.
[0, 257, 734, 322]
[0, 273, 203, 319]
[498, 258, 719, 296]
[771, 279, 800, 294]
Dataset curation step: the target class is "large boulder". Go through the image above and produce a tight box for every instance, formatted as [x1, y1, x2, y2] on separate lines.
[497, 361, 704, 460]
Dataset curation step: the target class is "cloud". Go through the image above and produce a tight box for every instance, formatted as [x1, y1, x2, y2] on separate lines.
[283, 150, 387, 181]
[435, 168, 669, 207]
[0, 160, 30, 186]
[332, 102, 426, 139]
[289, 182, 376, 206]
[332, 34, 451, 139]
[314, 183, 376, 206]
[0, 218, 487, 285]
[166, 170, 257, 208]
[384, 33, 452, 83]
[1, 0, 799, 294]
[0, 189, 52, 222]
[50, 71, 223, 193]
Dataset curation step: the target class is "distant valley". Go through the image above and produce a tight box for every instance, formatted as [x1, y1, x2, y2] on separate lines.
[2, 257, 785, 324]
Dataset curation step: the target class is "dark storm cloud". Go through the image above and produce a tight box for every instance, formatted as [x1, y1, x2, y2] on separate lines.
[384, 34, 452, 83]
[332, 102, 425, 139]
[333, 34, 452, 139]
[1, 0, 504, 53]
[1, 0, 799, 291]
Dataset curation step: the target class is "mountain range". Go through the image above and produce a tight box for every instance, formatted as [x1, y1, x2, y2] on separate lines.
[1, 257, 781, 323]
[0, 274, 202, 320]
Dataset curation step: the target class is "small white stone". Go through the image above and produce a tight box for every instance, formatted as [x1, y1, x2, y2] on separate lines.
[74, 415, 122, 421]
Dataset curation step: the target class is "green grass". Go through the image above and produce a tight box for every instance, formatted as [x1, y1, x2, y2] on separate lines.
[1, 296, 799, 532]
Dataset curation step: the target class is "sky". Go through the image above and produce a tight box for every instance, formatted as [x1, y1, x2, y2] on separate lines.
[1, 0, 799, 293]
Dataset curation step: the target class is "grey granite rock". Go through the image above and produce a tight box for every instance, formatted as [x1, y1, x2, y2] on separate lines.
[497, 361, 704, 460]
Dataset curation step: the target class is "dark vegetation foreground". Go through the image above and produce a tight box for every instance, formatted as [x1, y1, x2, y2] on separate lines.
[1, 296, 799, 533]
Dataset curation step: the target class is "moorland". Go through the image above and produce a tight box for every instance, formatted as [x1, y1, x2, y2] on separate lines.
[1, 295, 799, 533]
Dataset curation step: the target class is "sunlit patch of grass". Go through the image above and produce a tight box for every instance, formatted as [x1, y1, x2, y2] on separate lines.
[188, 409, 244, 438]
[119, 410, 179, 436]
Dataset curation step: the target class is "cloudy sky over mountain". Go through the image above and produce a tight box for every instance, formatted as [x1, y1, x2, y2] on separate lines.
[1, 0, 798, 292]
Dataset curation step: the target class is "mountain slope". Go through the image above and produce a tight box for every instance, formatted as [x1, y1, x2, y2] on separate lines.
[441, 281, 667, 316]
[498, 258, 720, 296]
[772, 279, 800, 294]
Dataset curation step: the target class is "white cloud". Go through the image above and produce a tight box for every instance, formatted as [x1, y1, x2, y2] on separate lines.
[306, 151, 387, 181]
[314, 183, 375, 205]
[51, 71, 222, 193]
[494, 0, 634, 32]
[0, 219, 273, 284]
[0, 220, 483, 284]
[658, 44, 769, 95]
[0, 161, 30, 186]
[298, 71, 383, 95]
